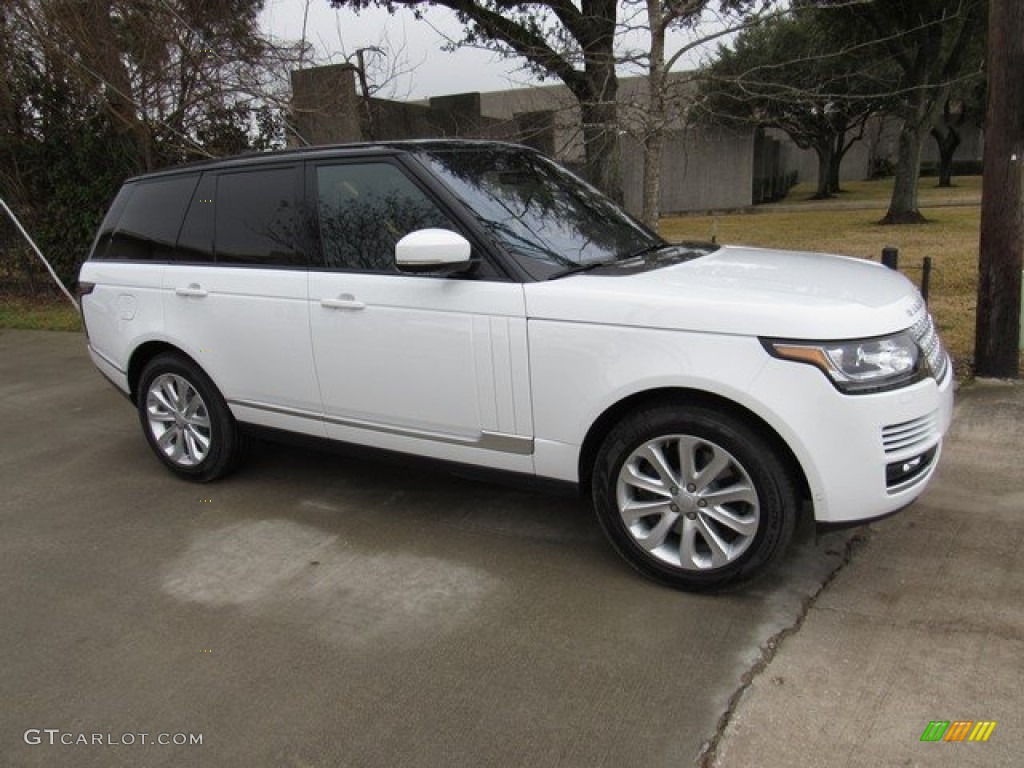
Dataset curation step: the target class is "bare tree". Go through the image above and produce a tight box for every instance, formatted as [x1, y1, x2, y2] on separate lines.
[7, 0, 304, 168]
[341, 31, 420, 140]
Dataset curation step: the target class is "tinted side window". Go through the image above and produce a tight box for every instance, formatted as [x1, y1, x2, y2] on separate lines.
[104, 174, 199, 261]
[315, 162, 456, 272]
[214, 167, 303, 267]
[175, 173, 215, 263]
[88, 185, 133, 260]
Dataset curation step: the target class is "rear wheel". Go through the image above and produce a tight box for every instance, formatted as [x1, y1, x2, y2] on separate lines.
[137, 354, 241, 482]
[592, 404, 797, 591]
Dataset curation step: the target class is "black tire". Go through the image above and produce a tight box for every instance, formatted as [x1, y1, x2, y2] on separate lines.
[592, 404, 797, 591]
[136, 353, 242, 482]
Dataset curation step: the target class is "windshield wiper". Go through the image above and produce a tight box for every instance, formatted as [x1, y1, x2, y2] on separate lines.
[547, 254, 644, 280]
[625, 242, 671, 260]
[546, 241, 671, 280]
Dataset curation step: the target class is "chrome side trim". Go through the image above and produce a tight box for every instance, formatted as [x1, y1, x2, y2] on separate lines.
[478, 430, 535, 455]
[229, 398, 534, 455]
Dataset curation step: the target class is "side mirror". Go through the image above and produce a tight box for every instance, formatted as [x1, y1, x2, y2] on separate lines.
[395, 229, 472, 274]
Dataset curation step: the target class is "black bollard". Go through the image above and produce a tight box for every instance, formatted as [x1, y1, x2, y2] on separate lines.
[881, 246, 899, 270]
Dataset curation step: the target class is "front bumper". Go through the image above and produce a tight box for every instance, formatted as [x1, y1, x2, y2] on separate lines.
[748, 353, 954, 524]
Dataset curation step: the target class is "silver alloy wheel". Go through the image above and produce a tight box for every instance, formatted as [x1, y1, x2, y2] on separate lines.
[615, 434, 760, 570]
[145, 373, 212, 467]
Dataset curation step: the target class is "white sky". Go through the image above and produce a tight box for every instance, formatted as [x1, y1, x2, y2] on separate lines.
[259, 0, 732, 101]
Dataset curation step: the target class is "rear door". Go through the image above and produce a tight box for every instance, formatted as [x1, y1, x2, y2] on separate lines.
[162, 164, 324, 437]
[306, 157, 533, 471]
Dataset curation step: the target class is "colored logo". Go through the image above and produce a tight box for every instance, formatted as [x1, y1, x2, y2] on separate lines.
[920, 721, 996, 742]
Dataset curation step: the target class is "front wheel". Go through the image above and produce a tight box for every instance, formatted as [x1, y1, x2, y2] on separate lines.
[592, 404, 797, 591]
[137, 353, 241, 482]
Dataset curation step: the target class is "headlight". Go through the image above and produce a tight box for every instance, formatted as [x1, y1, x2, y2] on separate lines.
[763, 332, 924, 394]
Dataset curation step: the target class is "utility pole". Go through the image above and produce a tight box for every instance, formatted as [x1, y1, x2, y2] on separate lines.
[974, 0, 1023, 377]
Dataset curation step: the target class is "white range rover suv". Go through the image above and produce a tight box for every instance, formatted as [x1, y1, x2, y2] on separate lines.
[78, 140, 953, 590]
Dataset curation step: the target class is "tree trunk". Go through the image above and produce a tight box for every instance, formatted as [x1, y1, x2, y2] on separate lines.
[580, 98, 621, 203]
[975, 0, 1023, 378]
[829, 129, 850, 194]
[641, 127, 664, 230]
[827, 151, 842, 195]
[355, 48, 376, 141]
[812, 145, 833, 199]
[640, 1, 666, 230]
[880, 120, 927, 224]
[931, 126, 961, 187]
[580, 53, 622, 204]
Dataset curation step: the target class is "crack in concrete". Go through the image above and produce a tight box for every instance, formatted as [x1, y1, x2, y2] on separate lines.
[696, 530, 869, 768]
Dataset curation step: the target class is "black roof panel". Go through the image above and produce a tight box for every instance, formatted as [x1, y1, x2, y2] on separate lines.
[124, 139, 534, 183]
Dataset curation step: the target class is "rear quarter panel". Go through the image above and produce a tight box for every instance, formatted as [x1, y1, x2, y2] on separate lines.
[79, 261, 165, 384]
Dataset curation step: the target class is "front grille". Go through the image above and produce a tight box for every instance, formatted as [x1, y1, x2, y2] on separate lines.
[909, 307, 950, 382]
[882, 412, 939, 456]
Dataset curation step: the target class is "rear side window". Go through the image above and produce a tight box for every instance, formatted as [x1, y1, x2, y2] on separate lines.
[314, 162, 456, 272]
[88, 185, 133, 260]
[214, 166, 303, 266]
[102, 174, 199, 261]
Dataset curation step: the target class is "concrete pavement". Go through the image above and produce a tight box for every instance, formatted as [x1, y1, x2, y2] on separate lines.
[1, 329, 851, 768]
[709, 379, 1024, 767]
[3, 329, 1020, 767]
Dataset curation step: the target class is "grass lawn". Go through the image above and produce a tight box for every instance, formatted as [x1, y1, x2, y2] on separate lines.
[776, 175, 982, 206]
[661, 183, 985, 377]
[0, 293, 83, 332]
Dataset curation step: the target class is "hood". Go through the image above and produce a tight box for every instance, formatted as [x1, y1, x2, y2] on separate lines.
[524, 245, 925, 339]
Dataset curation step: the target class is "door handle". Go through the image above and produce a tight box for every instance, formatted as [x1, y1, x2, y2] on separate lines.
[175, 283, 208, 298]
[320, 293, 365, 310]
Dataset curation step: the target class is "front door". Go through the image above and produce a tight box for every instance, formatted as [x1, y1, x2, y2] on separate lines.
[306, 158, 534, 471]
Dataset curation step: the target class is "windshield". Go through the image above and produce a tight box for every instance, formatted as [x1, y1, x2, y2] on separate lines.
[415, 147, 663, 279]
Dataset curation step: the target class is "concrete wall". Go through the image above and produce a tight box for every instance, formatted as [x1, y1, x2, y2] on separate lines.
[480, 85, 584, 164]
[289, 66, 985, 216]
[290, 64, 362, 145]
[621, 127, 756, 215]
[477, 78, 756, 215]
[364, 99, 437, 141]
[289, 64, 538, 146]
[366, 94, 519, 142]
